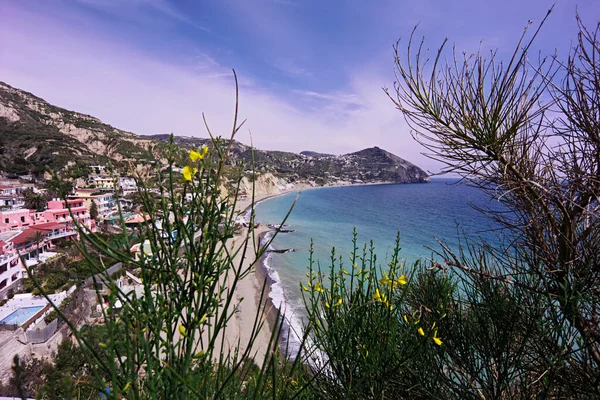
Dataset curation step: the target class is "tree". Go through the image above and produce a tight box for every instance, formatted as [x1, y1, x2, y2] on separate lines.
[387, 10, 600, 397]
[22, 188, 48, 212]
[89, 200, 99, 220]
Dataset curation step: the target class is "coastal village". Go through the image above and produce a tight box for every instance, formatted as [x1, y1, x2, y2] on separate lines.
[0, 166, 154, 382]
[0, 160, 311, 385]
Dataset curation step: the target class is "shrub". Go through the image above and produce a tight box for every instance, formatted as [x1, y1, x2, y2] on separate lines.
[21, 75, 306, 399]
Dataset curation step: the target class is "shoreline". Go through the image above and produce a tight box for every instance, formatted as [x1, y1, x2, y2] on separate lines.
[230, 180, 405, 361]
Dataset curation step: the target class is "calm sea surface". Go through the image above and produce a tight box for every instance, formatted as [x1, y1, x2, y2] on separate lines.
[254, 178, 503, 350]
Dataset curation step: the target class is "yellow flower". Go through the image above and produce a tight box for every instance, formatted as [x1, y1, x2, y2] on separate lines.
[380, 272, 407, 288]
[342, 269, 350, 275]
[315, 282, 325, 293]
[418, 327, 425, 336]
[433, 330, 443, 346]
[302, 285, 310, 292]
[397, 274, 407, 285]
[182, 166, 198, 181]
[190, 150, 201, 161]
[325, 302, 330, 308]
[373, 288, 382, 301]
[178, 325, 187, 337]
[190, 146, 209, 161]
[194, 350, 205, 358]
[403, 314, 409, 323]
[334, 298, 343, 307]
[200, 313, 208, 324]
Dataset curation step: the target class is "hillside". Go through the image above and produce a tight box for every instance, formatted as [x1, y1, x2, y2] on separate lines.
[0, 81, 168, 177]
[148, 135, 430, 184]
[0, 81, 429, 184]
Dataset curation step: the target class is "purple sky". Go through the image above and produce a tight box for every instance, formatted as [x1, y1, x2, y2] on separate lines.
[1, 0, 597, 172]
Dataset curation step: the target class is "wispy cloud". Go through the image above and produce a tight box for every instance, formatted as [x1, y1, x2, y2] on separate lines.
[75, 0, 210, 31]
[273, 59, 312, 78]
[0, 8, 428, 168]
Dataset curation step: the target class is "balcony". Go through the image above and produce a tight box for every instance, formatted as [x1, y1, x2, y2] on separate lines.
[46, 231, 78, 240]
[0, 253, 17, 265]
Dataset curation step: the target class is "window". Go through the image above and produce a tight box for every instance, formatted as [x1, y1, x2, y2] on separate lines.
[0, 263, 7, 273]
[20, 216, 25, 223]
[4, 218, 8, 224]
[0, 279, 6, 289]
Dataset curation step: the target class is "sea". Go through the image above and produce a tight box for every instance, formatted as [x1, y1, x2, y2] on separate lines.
[253, 178, 504, 354]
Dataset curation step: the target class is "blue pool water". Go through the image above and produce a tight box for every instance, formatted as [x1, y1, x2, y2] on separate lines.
[0, 306, 44, 325]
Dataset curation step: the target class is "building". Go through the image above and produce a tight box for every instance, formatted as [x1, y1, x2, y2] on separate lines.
[43, 198, 92, 229]
[0, 198, 91, 232]
[0, 185, 17, 196]
[118, 176, 137, 195]
[0, 194, 25, 210]
[72, 189, 117, 219]
[88, 175, 116, 190]
[0, 231, 22, 300]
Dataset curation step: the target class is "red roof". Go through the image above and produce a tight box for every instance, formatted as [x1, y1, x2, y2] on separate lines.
[0, 185, 13, 189]
[11, 229, 43, 246]
[31, 222, 67, 231]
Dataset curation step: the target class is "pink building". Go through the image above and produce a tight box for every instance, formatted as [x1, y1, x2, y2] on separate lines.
[0, 198, 92, 232]
[42, 199, 91, 229]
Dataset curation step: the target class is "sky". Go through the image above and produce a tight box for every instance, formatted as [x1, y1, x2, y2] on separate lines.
[0, 0, 597, 173]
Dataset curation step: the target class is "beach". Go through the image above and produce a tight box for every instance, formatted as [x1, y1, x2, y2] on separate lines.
[221, 184, 307, 364]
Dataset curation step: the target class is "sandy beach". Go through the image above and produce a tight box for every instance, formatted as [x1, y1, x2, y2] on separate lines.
[220, 185, 306, 364]
[221, 180, 395, 363]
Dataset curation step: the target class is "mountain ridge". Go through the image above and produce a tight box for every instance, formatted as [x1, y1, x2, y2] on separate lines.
[0, 81, 429, 184]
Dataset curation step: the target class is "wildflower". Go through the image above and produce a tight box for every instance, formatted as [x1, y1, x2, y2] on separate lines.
[315, 282, 325, 293]
[403, 314, 409, 323]
[302, 285, 310, 292]
[190, 150, 201, 161]
[194, 350, 205, 358]
[433, 330, 443, 346]
[418, 327, 425, 336]
[396, 274, 407, 285]
[122, 382, 131, 392]
[334, 298, 343, 307]
[178, 324, 187, 337]
[342, 269, 350, 275]
[325, 302, 330, 309]
[182, 166, 198, 181]
[190, 146, 209, 161]
[380, 272, 408, 288]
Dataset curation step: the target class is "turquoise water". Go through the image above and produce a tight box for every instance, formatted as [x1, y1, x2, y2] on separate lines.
[0, 306, 44, 325]
[254, 178, 505, 352]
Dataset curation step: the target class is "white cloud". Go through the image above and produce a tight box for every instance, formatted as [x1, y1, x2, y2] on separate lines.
[0, 5, 439, 173]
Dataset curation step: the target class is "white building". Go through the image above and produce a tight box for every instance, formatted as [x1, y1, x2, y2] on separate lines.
[72, 189, 117, 219]
[0, 231, 23, 300]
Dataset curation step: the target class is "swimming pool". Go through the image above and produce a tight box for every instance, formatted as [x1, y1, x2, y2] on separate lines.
[0, 306, 44, 326]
